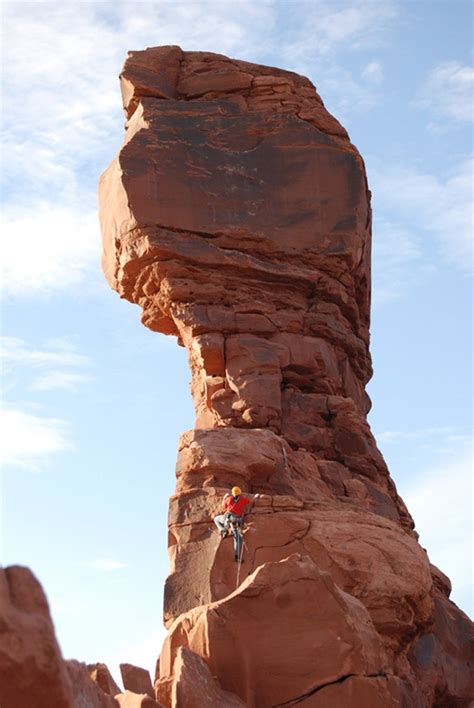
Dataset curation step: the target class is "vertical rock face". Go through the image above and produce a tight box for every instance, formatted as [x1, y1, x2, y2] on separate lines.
[99, 47, 473, 707]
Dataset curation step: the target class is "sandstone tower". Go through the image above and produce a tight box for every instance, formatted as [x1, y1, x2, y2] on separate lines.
[98, 47, 473, 707]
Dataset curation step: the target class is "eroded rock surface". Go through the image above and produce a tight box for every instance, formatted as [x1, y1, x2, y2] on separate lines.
[98, 45, 474, 708]
[120, 663, 154, 698]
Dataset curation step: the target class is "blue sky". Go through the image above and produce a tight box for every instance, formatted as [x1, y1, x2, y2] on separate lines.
[1, 0, 472, 683]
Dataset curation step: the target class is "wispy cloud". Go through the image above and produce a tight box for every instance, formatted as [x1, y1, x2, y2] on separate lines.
[402, 450, 473, 615]
[361, 60, 384, 84]
[92, 559, 129, 572]
[0, 408, 72, 470]
[376, 426, 472, 455]
[0, 337, 92, 469]
[369, 155, 473, 303]
[282, 0, 399, 60]
[378, 426, 459, 443]
[30, 371, 93, 392]
[316, 65, 382, 117]
[415, 60, 474, 125]
[279, 1, 397, 119]
[371, 219, 424, 304]
[1, 336, 90, 370]
[1, 336, 93, 392]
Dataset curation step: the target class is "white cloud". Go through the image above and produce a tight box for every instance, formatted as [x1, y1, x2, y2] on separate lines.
[377, 426, 468, 444]
[0, 338, 90, 470]
[0, 408, 72, 470]
[92, 559, 129, 572]
[369, 155, 474, 296]
[1, 205, 101, 297]
[371, 218, 426, 304]
[1, 336, 93, 392]
[279, 2, 397, 119]
[361, 60, 384, 84]
[30, 371, 93, 392]
[283, 0, 398, 60]
[1, 336, 90, 370]
[416, 60, 474, 124]
[403, 450, 473, 616]
[315, 65, 381, 117]
[376, 426, 472, 457]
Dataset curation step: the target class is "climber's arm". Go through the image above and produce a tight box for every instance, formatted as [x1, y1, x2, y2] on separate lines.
[244, 494, 261, 517]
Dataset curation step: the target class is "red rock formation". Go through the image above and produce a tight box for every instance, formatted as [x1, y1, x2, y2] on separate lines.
[98, 45, 473, 707]
[0, 565, 117, 708]
[120, 663, 154, 698]
[0, 565, 74, 708]
[169, 647, 246, 707]
[89, 662, 122, 697]
[0, 565, 166, 706]
[115, 691, 163, 708]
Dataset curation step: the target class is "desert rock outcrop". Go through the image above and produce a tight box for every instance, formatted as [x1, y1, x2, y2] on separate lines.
[0, 566, 119, 708]
[0, 565, 168, 706]
[98, 46, 473, 707]
[120, 663, 154, 698]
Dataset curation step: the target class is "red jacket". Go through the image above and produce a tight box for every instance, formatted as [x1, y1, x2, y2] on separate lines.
[224, 495, 251, 517]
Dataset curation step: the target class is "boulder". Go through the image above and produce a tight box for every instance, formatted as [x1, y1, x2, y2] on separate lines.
[171, 647, 246, 708]
[160, 555, 392, 707]
[88, 662, 121, 696]
[120, 663, 154, 698]
[0, 566, 117, 708]
[115, 690, 163, 707]
[67, 661, 118, 708]
[0, 565, 73, 708]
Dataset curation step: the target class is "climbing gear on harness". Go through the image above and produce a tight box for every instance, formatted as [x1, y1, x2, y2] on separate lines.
[226, 513, 245, 564]
[232, 486, 241, 497]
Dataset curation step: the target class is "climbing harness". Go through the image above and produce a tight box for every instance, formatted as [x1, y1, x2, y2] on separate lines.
[211, 492, 261, 585]
[227, 514, 244, 556]
[207, 514, 244, 559]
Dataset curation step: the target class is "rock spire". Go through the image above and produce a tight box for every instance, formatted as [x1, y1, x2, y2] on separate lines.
[98, 46, 473, 707]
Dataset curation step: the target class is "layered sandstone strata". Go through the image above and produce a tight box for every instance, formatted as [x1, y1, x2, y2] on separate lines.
[98, 47, 473, 707]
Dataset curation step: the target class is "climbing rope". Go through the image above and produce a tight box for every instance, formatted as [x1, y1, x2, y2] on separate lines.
[235, 534, 250, 590]
[208, 519, 250, 590]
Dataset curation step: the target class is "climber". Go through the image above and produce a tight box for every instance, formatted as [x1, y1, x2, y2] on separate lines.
[214, 486, 260, 562]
